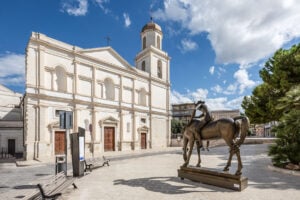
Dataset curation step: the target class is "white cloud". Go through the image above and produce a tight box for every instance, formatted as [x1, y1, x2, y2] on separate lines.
[211, 84, 222, 93]
[209, 66, 215, 75]
[171, 89, 243, 110]
[234, 68, 257, 93]
[180, 38, 198, 52]
[61, 0, 88, 16]
[0, 53, 25, 86]
[224, 83, 237, 95]
[123, 13, 131, 28]
[94, 0, 111, 14]
[153, 0, 300, 65]
[171, 90, 193, 104]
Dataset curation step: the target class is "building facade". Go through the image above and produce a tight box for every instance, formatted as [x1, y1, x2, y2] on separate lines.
[172, 103, 195, 125]
[0, 84, 23, 158]
[172, 103, 240, 125]
[24, 21, 171, 161]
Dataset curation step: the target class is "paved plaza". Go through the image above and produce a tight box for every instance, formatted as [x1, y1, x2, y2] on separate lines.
[1, 144, 299, 200]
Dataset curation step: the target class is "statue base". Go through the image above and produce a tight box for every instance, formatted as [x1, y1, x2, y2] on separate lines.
[178, 166, 248, 191]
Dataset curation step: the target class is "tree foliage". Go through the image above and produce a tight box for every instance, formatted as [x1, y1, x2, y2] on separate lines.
[171, 119, 185, 134]
[242, 43, 300, 123]
[242, 44, 300, 167]
[268, 85, 300, 166]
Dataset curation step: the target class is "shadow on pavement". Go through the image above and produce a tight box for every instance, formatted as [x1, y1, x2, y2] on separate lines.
[14, 185, 38, 189]
[114, 176, 232, 194]
[179, 144, 300, 191]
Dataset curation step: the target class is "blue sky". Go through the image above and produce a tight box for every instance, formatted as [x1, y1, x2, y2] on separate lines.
[1, 0, 300, 110]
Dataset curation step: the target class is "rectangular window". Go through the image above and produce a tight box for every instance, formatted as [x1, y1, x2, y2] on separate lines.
[127, 122, 130, 132]
[141, 118, 146, 124]
[55, 110, 64, 117]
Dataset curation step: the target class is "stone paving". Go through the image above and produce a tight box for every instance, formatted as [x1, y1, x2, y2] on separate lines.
[0, 144, 299, 200]
[62, 144, 300, 200]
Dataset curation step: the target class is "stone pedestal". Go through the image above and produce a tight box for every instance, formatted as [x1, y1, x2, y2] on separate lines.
[178, 166, 248, 191]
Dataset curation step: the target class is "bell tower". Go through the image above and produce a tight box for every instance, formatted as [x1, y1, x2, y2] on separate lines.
[135, 20, 170, 82]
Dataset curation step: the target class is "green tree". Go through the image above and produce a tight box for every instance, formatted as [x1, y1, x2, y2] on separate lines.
[242, 43, 300, 122]
[242, 44, 300, 167]
[268, 85, 300, 166]
[171, 119, 185, 135]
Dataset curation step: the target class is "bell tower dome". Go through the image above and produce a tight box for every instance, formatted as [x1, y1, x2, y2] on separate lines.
[140, 19, 163, 50]
[135, 20, 170, 83]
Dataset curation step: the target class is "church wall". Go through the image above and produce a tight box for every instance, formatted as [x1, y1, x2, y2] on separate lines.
[77, 63, 92, 78]
[122, 88, 132, 103]
[96, 70, 120, 85]
[78, 79, 92, 96]
[26, 47, 37, 87]
[24, 99, 37, 160]
[122, 112, 132, 142]
[151, 84, 167, 109]
[44, 70, 52, 90]
[151, 115, 167, 148]
[44, 51, 73, 73]
[122, 77, 133, 88]
[67, 76, 73, 93]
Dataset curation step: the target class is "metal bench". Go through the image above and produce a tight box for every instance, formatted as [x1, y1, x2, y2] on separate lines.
[21, 171, 77, 200]
[84, 156, 110, 172]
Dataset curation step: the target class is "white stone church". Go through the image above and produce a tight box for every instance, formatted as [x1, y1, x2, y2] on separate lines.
[24, 21, 171, 161]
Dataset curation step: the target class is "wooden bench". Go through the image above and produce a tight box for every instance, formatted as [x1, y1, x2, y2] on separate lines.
[21, 171, 77, 200]
[84, 156, 110, 172]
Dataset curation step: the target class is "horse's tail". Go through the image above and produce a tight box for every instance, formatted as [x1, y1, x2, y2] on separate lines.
[234, 116, 250, 146]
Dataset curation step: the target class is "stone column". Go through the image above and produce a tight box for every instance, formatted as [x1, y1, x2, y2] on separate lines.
[38, 45, 45, 89]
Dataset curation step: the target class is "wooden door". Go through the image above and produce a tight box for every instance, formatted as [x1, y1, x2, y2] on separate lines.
[141, 133, 147, 149]
[8, 139, 15, 156]
[104, 127, 115, 151]
[55, 131, 65, 155]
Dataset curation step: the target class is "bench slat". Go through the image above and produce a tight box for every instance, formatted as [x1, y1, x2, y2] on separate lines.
[22, 172, 77, 200]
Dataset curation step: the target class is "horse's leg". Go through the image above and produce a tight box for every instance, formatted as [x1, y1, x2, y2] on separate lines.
[183, 138, 194, 167]
[182, 136, 188, 162]
[235, 147, 243, 176]
[206, 140, 210, 151]
[195, 141, 201, 167]
[223, 145, 234, 172]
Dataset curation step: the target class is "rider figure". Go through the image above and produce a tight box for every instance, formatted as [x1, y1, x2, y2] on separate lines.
[190, 101, 212, 149]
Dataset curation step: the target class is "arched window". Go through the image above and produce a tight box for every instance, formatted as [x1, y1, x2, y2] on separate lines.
[55, 66, 67, 92]
[157, 60, 162, 79]
[104, 78, 115, 100]
[141, 61, 146, 71]
[143, 37, 146, 50]
[157, 36, 161, 49]
[139, 88, 147, 106]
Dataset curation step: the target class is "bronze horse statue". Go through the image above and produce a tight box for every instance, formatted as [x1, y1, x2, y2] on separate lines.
[182, 114, 250, 176]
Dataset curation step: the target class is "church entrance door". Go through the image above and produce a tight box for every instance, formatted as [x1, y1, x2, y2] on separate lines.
[141, 133, 147, 149]
[104, 127, 115, 151]
[55, 131, 65, 155]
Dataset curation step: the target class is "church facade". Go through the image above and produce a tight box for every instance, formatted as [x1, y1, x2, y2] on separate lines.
[24, 22, 171, 160]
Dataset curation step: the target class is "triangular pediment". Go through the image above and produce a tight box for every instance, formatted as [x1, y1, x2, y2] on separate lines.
[48, 121, 59, 129]
[137, 125, 149, 132]
[0, 84, 14, 93]
[104, 116, 119, 122]
[80, 47, 132, 69]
